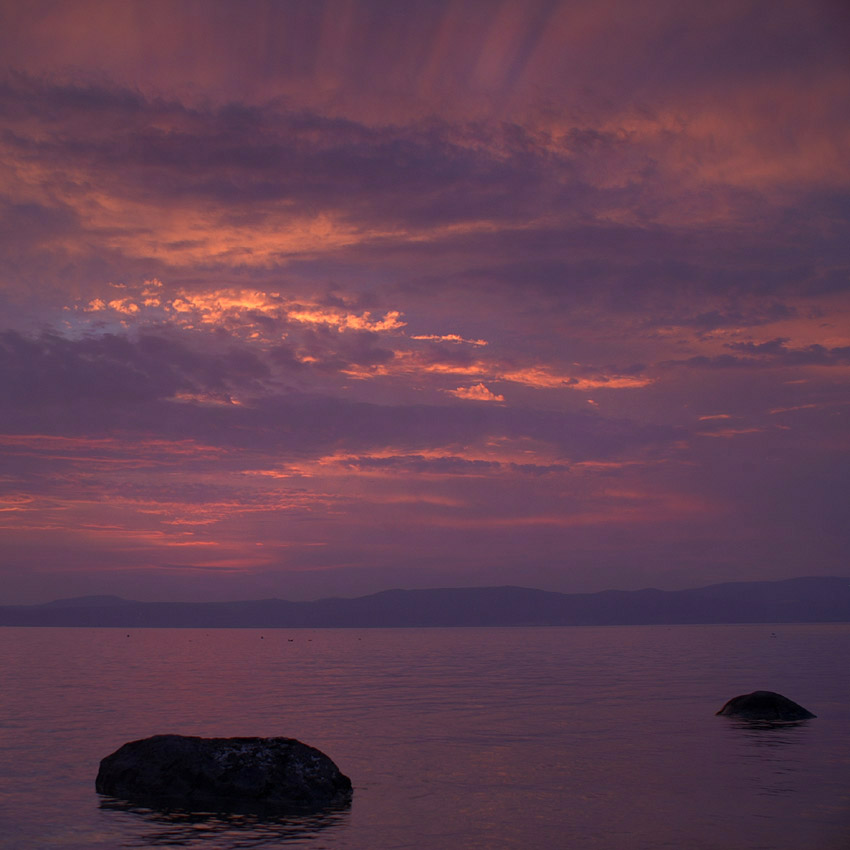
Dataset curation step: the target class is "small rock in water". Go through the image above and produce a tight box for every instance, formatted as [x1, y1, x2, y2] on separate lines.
[715, 690, 816, 721]
[96, 734, 352, 813]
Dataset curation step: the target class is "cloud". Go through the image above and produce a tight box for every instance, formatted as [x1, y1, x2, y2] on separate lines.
[333, 454, 504, 476]
[411, 334, 488, 346]
[1, 2, 849, 602]
[4, 63, 845, 292]
[0, 329, 269, 409]
[0, 323, 680, 463]
[662, 339, 850, 370]
[499, 366, 652, 391]
[725, 338, 850, 366]
[0, 75, 578, 254]
[448, 383, 505, 402]
[2, 63, 848, 351]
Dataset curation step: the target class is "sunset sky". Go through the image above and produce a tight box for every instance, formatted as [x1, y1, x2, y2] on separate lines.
[0, 0, 848, 604]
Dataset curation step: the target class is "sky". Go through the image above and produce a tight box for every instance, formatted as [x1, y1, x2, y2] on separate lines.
[0, 0, 848, 604]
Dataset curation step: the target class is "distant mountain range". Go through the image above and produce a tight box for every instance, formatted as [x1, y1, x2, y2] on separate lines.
[1, 576, 849, 628]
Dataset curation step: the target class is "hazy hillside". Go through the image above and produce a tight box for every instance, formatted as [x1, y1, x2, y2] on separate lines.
[1, 576, 848, 628]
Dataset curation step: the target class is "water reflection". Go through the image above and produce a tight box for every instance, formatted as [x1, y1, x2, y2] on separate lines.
[725, 717, 812, 742]
[721, 718, 814, 798]
[99, 796, 351, 847]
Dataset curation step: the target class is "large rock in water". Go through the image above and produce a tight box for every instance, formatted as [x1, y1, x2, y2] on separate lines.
[716, 690, 816, 721]
[96, 735, 352, 812]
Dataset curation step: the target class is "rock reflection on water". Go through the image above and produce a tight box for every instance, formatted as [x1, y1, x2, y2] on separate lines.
[722, 717, 813, 799]
[725, 716, 811, 740]
[99, 797, 351, 847]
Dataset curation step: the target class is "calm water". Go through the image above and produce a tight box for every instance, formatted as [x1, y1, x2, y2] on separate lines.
[0, 624, 848, 850]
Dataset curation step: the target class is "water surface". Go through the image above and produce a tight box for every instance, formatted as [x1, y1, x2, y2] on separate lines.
[1, 624, 848, 849]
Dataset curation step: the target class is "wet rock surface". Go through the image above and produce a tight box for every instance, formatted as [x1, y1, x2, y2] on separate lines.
[96, 735, 352, 813]
[715, 690, 816, 721]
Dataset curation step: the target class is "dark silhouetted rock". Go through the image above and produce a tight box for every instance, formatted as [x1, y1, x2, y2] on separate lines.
[715, 690, 816, 721]
[96, 735, 352, 813]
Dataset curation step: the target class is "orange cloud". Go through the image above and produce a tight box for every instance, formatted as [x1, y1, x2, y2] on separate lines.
[287, 308, 406, 332]
[245, 440, 571, 480]
[411, 334, 488, 346]
[768, 404, 819, 415]
[170, 289, 283, 322]
[0, 434, 226, 466]
[696, 427, 765, 438]
[449, 383, 505, 402]
[500, 366, 652, 391]
[0, 494, 35, 512]
[73, 284, 410, 341]
[172, 391, 242, 406]
[419, 360, 488, 376]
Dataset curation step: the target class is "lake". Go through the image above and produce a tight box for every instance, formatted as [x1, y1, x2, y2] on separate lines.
[0, 624, 848, 849]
